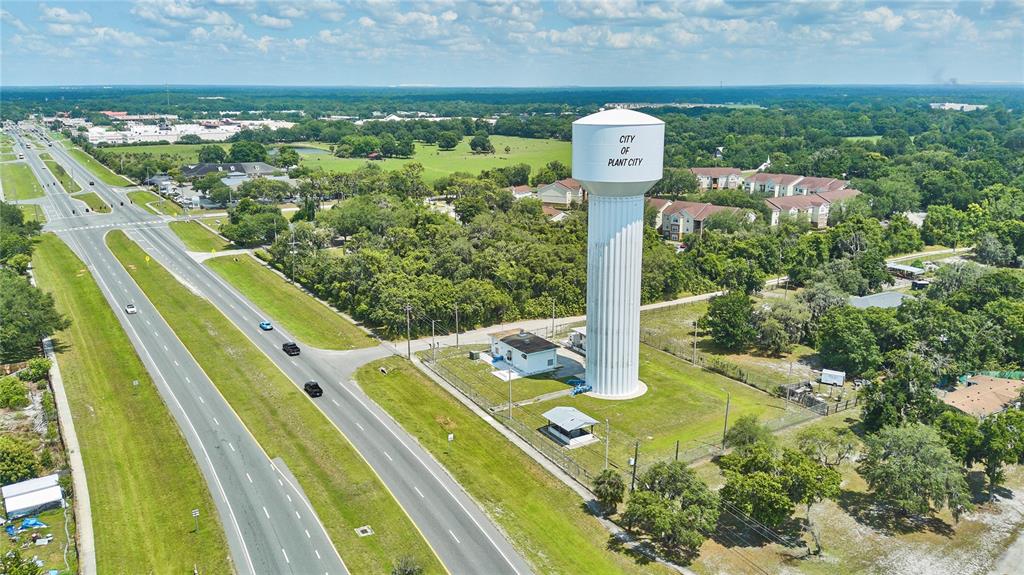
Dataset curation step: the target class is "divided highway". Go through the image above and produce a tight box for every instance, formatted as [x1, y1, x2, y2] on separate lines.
[13, 131, 346, 575]
[22, 128, 532, 575]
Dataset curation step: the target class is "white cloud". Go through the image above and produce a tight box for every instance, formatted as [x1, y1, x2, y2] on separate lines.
[278, 5, 305, 19]
[255, 35, 272, 53]
[76, 27, 151, 48]
[862, 6, 904, 32]
[358, 16, 376, 27]
[308, 0, 345, 22]
[251, 14, 292, 29]
[1, 9, 30, 32]
[131, 0, 234, 27]
[46, 23, 76, 36]
[40, 4, 92, 24]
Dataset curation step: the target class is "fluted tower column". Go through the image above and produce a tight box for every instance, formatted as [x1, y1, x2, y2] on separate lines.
[573, 109, 664, 399]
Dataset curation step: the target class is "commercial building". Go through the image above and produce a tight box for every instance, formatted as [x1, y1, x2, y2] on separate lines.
[181, 162, 278, 179]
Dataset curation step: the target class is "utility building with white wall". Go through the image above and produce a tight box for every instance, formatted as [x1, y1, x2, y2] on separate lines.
[573, 109, 664, 399]
[488, 329, 559, 376]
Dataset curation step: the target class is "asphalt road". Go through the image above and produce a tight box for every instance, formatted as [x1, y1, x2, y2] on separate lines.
[11, 128, 347, 575]
[19, 126, 532, 575]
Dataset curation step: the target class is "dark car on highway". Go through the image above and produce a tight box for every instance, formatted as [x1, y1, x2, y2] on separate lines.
[282, 341, 300, 356]
[303, 381, 323, 398]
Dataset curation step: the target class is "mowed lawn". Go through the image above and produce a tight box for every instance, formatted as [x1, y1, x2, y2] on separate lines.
[31, 233, 232, 573]
[42, 155, 81, 192]
[71, 191, 110, 213]
[104, 143, 230, 164]
[18, 204, 46, 223]
[357, 357, 674, 575]
[128, 190, 183, 216]
[1, 162, 44, 200]
[107, 231, 443, 575]
[535, 346, 796, 466]
[67, 147, 133, 186]
[301, 135, 570, 183]
[169, 220, 229, 251]
[206, 254, 375, 350]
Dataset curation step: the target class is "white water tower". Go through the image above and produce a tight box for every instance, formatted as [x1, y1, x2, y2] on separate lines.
[573, 109, 664, 398]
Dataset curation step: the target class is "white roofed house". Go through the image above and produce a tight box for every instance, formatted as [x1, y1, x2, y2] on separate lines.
[536, 178, 585, 208]
[690, 167, 743, 190]
[744, 172, 805, 197]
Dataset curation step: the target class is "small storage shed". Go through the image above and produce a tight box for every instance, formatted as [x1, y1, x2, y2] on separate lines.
[542, 406, 599, 448]
[2, 474, 63, 519]
[821, 369, 846, 386]
[489, 329, 558, 376]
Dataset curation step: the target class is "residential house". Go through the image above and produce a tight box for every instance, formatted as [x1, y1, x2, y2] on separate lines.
[744, 172, 804, 197]
[646, 197, 672, 231]
[536, 178, 585, 207]
[690, 167, 743, 190]
[662, 201, 743, 240]
[507, 185, 534, 200]
[542, 205, 568, 222]
[793, 176, 849, 196]
[942, 375, 1024, 418]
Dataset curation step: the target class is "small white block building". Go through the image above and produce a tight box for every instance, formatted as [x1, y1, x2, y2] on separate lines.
[489, 329, 558, 376]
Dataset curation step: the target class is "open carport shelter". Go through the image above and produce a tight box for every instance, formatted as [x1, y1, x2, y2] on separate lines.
[2, 473, 63, 519]
[542, 406, 599, 448]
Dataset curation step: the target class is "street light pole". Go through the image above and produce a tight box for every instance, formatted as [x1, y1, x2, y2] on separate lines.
[431, 320, 436, 364]
[454, 303, 460, 348]
[721, 392, 732, 450]
[404, 304, 412, 359]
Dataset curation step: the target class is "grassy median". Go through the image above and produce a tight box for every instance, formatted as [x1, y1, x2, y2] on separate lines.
[206, 254, 376, 350]
[107, 230, 442, 575]
[70, 191, 110, 213]
[32, 233, 232, 574]
[67, 147, 133, 186]
[127, 190, 182, 216]
[356, 357, 675, 575]
[169, 220, 229, 252]
[1, 162, 44, 200]
[40, 154, 81, 192]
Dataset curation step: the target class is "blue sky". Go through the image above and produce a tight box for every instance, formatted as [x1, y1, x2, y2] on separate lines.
[1, 1, 1022, 87]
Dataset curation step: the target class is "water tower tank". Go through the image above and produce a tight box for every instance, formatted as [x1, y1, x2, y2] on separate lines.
[573, 109, 664, 398]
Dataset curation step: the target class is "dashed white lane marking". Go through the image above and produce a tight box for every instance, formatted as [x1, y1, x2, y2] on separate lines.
[355, 422, 364, 431]
[414, 486, 424, 498]
[228, 442, 235, 452]
[282, 549, 289, 565]
[173, 360, 179, 366]
[294, 510, 301, 520]
[449, 530, 460, 544]
[246, 473, 252, 484]
[163, 345, 168, 351]
[285, 493, 292, 503]
[277, 478, 283, 487]
[145, 320, 151, 325]
[198, 396, 205, 404]
[305, 529, 311, 539]
[263, 507, 270, 519]
[331, 399, 340, 407]
[314, 549, 321, 560]
[383, 451, 393, 462]
[213, 417, 220, 426]
[289, 360, 297, 366]
[185, 376, 191, 383]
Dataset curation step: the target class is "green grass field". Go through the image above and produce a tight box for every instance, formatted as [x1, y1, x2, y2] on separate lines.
[31, 233, 232, 573]
[18, 203, 46, 223]
[206, 254, 375, 350]
[301, 135, 569, 183]
[127, 190, 183, 215]
[358, 357, 674, 575]
[70, 191, 110, 213]
[430, 347, 575, 404]
[107, 231, 443, 574]
[1, 162, 45, 200]
[43, 157, 81, 192]
[67, 147, 133, 186]
[169, 220, 229, 251]
[103, 143, 230, 164]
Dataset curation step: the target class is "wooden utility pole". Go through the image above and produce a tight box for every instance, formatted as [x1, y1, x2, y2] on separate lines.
[630, 441, 639, 492]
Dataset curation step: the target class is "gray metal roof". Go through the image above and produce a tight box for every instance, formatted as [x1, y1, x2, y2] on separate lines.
[542, 406, 598, 432]
[887, 262, 924, 274]
[849, 292, 913, 309]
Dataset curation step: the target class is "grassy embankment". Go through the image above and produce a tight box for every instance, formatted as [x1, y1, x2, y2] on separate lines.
[1, 162, 45, 200]
[106, 230, 443, 574]
[357, 357, 674, 575]
[206, 254, 375, 350]
[31, 233, 232, 573]
[127, 190, 183, 216]
[168, 220, 230, 251]
[39, 153, 81, 192]
[66, 147, 133, 186]
[70, 192, 110, 213]
[18, 204, 46, 223]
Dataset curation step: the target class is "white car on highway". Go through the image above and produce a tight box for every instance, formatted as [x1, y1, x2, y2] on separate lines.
[124, 303, 138, 314]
